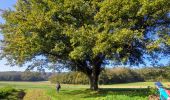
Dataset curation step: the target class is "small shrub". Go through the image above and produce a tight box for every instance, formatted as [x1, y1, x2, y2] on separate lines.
[148, 87, 157, 95]
[0, 86, 25, 100]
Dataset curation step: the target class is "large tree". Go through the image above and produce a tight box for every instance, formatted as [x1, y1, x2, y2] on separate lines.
[0, 0, 170, 90]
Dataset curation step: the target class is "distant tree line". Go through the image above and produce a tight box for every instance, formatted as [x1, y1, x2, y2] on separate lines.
[0, 71, 51, 81]
[1, 66, 170, 83]
[137, 67, 170, 82]
[49, 67, 170, 84]
[49, 72, 89, 84]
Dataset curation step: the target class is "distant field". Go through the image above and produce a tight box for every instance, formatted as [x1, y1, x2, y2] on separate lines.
[0, 81, 170, 89]
[0, 81, 167, 100]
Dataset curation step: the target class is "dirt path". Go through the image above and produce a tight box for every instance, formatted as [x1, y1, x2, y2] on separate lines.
[23, 89, 51, 100]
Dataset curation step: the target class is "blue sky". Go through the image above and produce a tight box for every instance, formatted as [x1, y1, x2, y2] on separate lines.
[0, 0, 17, 23]
[0, 0, 169, 72]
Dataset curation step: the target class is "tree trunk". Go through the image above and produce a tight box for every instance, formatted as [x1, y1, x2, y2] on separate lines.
[88, 72, 99, 91]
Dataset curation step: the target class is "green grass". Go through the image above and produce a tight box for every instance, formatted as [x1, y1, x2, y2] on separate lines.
[0, 81, 162, 100]
[0, 81, 169, 89]
[46, 87, 150, 100]
[100, 82, 170, 88]
[0, 81, 51, 89]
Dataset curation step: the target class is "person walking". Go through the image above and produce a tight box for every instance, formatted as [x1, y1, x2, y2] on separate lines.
[56, 82, 61, 93]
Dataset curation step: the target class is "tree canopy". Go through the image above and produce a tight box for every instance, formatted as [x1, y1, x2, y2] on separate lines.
[0, 0, 170, 90]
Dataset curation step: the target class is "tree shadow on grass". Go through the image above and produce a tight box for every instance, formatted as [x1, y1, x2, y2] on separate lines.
[61, 88, 151, 99]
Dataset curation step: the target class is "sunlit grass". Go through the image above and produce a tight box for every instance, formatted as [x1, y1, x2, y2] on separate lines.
[0, 81, 162, 100]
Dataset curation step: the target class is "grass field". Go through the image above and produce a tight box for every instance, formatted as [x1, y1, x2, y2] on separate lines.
[0, 81, 167, 100]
